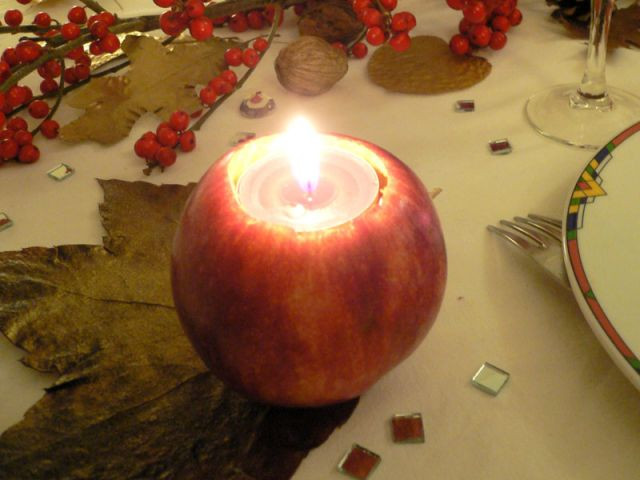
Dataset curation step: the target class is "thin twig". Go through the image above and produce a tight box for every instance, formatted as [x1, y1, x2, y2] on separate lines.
[78, 0, 106, 14]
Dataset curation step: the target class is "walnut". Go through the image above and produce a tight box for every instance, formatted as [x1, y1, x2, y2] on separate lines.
[298, 0, 363, 44]
[275, 36, 348, 96]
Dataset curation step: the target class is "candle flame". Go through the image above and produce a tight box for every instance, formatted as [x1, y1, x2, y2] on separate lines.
[284, 117, 321, 196]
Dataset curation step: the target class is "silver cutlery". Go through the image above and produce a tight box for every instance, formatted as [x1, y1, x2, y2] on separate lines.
[487, 214, 570, 289]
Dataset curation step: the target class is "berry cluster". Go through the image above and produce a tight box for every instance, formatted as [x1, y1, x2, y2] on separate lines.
[447, 0, 522, 55]
[341, 0, 416, 58]
[134, 110, 196, 172]
[215, 4, 284, 33]
[155, 0, 220, 40]
[135, 34, 270, 173]
[0, 2, 125, 166]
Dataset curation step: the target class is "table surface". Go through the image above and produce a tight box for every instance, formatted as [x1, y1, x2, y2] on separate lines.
[1, 1, 640, 479]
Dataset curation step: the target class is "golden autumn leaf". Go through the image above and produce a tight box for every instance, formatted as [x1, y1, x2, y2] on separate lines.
[367, 35, 491, 94]
[0, 179, 357, 480]
[60, 35, 238, 145]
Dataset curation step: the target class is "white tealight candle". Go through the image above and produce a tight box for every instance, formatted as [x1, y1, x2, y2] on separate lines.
[236, 123, 380, 232]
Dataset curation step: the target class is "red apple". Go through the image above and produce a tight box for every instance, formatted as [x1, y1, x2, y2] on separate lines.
[171, 134, 446, 407]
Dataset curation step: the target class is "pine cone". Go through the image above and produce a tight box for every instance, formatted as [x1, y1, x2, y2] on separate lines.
[297, 0, 363, 44]
[547, 0, 591, 30]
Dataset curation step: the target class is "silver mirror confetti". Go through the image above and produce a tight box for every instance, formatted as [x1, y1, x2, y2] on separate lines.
[0, 212, 12, 231]
[455, 100, 475, 112]
[337, 444, 381, 480]
[472, 362, 510, 395]
[391, 413, 425, 443]
[47, 163, 75, 181]
[489, 139, 512, 155]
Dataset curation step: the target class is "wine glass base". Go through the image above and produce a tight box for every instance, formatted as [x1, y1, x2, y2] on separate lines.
[525, 84, 640, 149]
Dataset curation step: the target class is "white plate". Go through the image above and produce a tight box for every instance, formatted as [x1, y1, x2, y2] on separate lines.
[563, 121, 640, 391]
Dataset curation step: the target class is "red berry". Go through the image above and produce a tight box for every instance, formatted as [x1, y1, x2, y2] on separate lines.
[18, 144, 40, 164]
[179, 130, 196, 152]
[332, 42, 348, 55]
[74, 53, 91, 66]
[494, 0, 515, 16]
[263, 5, 284, 26]
[40, 78, 59, 94]
[40, 119, 59, 138]
[0, 113, 5, 129]
[17, 0, 32, 4]
[189, 17, 213, 41]
[90, 20, 109, 38]
[390, 12, 416, 32]
[366, 26, 385, 46]
[154, 0, 175, 7]
[14, 129, 33, 146]
[2, 48, 19, 67]
[0, 139, 19, 160]
[361, 8, 383, 28]
[389, 32, 411, 52]
[169, 110, 190, 131]
[459, 18, 472, 34]
[135, 137, 161, 159]
[61, 23, 81, 40]
[380, 0, 398, 11]
[469, 24, 492, 47]
[155, 147, 177, 167]
[224, 47, 243, 66]
[0, 129, 13, 141]
[491, 15, 511, 32]
[447, 0, 468, 8]
[463, 1, 487, 24]
[186, 0, 206, 18]
[449, 34, 470, 55]
[142, 131, 157, 140]
[6, 86, 28, 108]
[28, 100, 50, 119]
[7, 117, 28, 131]
[489, 31, 507, 50]
[352, 0, 372, 14]
[89, 41, 103, 55]
[16, 40, 43, 63]
[351, 42, 368, 59]
[99, 33, 121, 53]
[247, 10, 264, 29]
[33, 12, 52, 28]
[242, 48, 260, 68]
[157, 125, 179, 147]
[199, 86, 217, 106]
[97, 11, 115, 26]
[68, 6, 87, 24]
[41, 59, 62, 78]
[4, 10, 23, 27]
[63, 68, 78, 84]
[253, 37, 269, 52]
[160, 11, 188, 36]
[74, 63, 90, 81]
[209, 76, 233, 95]
[66, 46, 85, 60]
[509, 8, 523, 26]
[229, 12, 248, 32]
[220, 69, 238, 86]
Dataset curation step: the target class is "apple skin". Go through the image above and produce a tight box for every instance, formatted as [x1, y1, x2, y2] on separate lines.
[171, 134, 446, 407]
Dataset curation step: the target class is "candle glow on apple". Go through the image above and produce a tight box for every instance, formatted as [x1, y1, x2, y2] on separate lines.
[171, 118, 447, 407]
[236, 117, 380, 232]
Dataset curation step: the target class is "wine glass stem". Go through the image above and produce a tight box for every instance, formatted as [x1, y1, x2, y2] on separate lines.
[573, 0, 614, 109]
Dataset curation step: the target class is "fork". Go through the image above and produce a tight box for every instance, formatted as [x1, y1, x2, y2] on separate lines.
[487, 214, 570, 289]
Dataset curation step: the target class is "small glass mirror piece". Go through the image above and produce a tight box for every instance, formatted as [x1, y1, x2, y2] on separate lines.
[337, 444, 381, 480]
[455, 100, 475, 112]
[488, 139, 512, 155]
[47, 163, 75, 181]
[472, 362, 510, 395]
[0, 212, 12, 231]
[391, 413, 425, 443]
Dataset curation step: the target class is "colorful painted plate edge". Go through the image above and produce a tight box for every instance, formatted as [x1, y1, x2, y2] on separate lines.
[562, 121, 640, 391]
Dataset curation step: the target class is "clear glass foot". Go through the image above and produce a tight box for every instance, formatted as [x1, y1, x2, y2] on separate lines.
[525, 84, 640, 149]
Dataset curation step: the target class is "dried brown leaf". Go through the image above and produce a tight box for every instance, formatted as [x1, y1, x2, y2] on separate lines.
[0, 179, 357, 480]
[60, 36, 237, 145]
[367, 35, 491, 94]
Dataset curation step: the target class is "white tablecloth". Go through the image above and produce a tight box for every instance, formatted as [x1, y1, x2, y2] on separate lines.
[1, 1, 639, 478]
